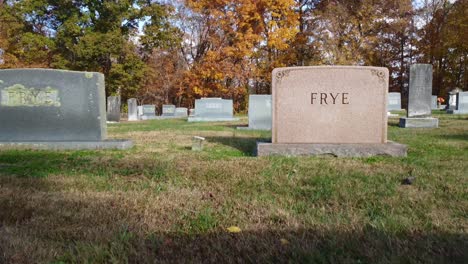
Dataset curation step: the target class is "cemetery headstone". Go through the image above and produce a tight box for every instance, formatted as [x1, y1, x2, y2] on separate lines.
[127, 98, 138, 121]
[141, 104, 156, 120]
[175, 107, 188, 117]
[447, 88, 462, 113]
[107, 95, 121, 122]
[399, 64, 438, 128]
[162, 104, 176, 116]
[192, 136, 205, 151]
[256, 66, 407, 157]
[238, 94, 272, 130]
[431, 95, 438, 110]
[0, 69, 132, 149]
[454, 91, 468, 114]
[387, 92, 402, 111]
[188, 98, 239, 122]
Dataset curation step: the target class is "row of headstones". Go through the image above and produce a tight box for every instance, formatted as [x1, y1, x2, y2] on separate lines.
[0, 65, 463, 156]
[388, 91, 468, 114]
[107, 98, 190, 122]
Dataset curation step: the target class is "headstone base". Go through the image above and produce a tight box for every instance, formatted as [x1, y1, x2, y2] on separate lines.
[141, 115, 157, 120]
[447, 110, 468, 114]
[188, 117, 239, 122]
[0, 139, 133, 150]
[256, 141, 407, 157]
[399, 117, 439, 128]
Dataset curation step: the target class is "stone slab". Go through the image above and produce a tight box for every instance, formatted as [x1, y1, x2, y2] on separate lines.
[107, 96, 121, 122]
[0, 69, 106, 141]
[408, 64, 432, 118]
[431, 95, 438, 110]
[247, 94, 272, 130]
[175, 107, 188, 117]
[399, 117, 439, 128]
[162, 104, 176, 116]
[0, 140, 133, 150]
[388, 92, 402, 111]
[191, 98, 235, 121]
[127, 98, 138, 121]
[272, 66, 388, 144]
[256, 141, 407, 157]
[455, 92, 468, 114]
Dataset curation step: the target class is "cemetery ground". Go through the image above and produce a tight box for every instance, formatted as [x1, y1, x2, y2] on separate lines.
[0, 112, 467, 263]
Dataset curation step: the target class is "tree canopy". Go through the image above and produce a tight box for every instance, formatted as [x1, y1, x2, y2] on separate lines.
[1, 0, 466, 110]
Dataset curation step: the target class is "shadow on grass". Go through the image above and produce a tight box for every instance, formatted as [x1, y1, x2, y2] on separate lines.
[0, 150, 173, 179]
[205, 136, 268, 156]
[437, 134, 468, 141]
[1, 173, 467, 264]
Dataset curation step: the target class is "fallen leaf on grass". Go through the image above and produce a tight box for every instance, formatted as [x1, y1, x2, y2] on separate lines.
[226, 226, 241, 233]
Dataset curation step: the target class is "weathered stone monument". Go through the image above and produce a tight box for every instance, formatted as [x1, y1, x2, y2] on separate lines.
[107, 95, 121, 122]
[238, 94, 272, 130]
[431, 95, 438, 110]
[387, 92, 402, 111]
[0, 69, 132, 149]
[127, 98, 138, 121]
[188, 98, 239, 122]
[454, 91, 468, 114]
[162, 104, 176, 117]
[141, 104, 156, 120]
[399, 64, 438, 128]
[256, 66, 407, 157]
[175, 107, 188, 117]
[446, 88, 461, 112]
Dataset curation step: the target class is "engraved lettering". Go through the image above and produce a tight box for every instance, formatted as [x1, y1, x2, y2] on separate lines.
[0, 84, 61, 107]
[330, 93, 339, 104]
[320, 93, 328, 105]
[342, 93, 349, 104]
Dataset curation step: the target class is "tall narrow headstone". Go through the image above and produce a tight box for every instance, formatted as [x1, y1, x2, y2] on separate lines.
[447, 88, 462, 113]
[387, 92, 402, 111]
[238, 94, 272, 130]
[162, 104, 176, 116]
[399, 64, 438, 128]
[128, 98, 138, 121]
[107, 96, 121, 122]
[431, 95, 438, 110]
[257, 66, 407, 157]
[0, 69, 132, 149]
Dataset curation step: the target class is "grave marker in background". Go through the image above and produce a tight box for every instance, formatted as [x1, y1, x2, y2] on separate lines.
[162, 104, 176, 116]
[399, 64, 438, 128]
[188, 98, 239, 122]
[128, 98, 138, 121]
[141, 104, 156, 120]
[387, 92, 402, 111]
[238, 94, 271, 130]
[107, 95, 121, 122]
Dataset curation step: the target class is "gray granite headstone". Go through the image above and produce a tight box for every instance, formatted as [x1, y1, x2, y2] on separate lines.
[141, 104, 156, 120]
[107, 96, 121, 122]
[431, 95, 438, 110]
[407, 64, 432, 117]
[188, 98, 239, 122]
[175, 107, 188, 117]
[127, 98, 138, 121]
[455, 92, 468, 114]
[138, 106, 143, 118]
[400, 64, 438, 128]
[238, 94, 271, 130]
[0, 68, 131, 149]
[387, 92, 402, 111]
[162, 104, 176, 116]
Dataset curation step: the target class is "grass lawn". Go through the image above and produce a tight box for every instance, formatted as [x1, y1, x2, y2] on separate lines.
[0, 112, 467, 263]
